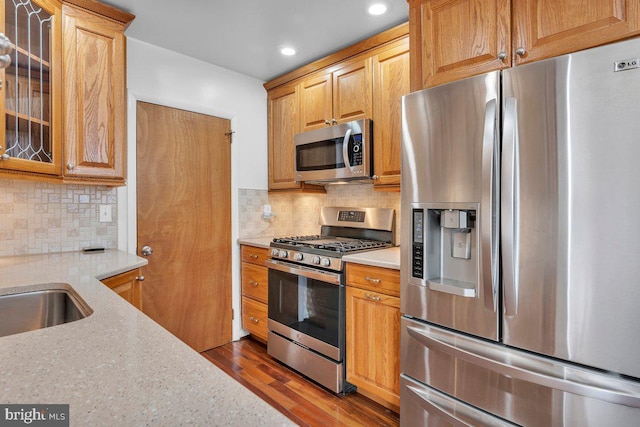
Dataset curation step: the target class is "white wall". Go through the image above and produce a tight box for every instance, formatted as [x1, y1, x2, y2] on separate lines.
[118, 38, 268, 341]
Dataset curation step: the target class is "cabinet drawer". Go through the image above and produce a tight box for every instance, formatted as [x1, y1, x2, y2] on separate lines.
[241, 245, 270, 267]
[242, 296, 268, 342]
[346, 263, 400, 296]
[241, 262, 268, 304]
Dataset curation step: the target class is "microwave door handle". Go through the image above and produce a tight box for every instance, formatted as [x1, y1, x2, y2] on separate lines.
[342, 128, 352, 170]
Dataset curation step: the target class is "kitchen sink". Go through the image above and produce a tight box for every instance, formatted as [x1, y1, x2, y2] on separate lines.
[0, 286, 93, 338]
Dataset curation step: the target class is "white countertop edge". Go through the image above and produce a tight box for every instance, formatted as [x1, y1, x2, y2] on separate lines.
[342, 247, 401, 270]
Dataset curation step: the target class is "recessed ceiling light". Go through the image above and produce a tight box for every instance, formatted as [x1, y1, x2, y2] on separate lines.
[280, 47, 296, 56]
[368, 3, 387, 15]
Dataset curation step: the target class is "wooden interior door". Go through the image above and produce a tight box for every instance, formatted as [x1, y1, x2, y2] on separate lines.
[136, 101, 232, 352]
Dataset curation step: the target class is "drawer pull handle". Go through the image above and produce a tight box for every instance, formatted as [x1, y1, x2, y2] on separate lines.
[249, 254, 259, 259]
[365, 277, 381, 283]
[249, 316, 260, 324]
[249, 281, 259, 287]
[365, 293, 381, 302]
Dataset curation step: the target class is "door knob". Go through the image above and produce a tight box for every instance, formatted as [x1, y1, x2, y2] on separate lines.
[141, 245, 153, 256]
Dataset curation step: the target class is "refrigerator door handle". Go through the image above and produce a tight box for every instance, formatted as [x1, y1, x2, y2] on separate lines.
[501, 97, 519, 316]
[481, 99, 499, 312]
[405, 384, 474, 427]
[406, 325, 640, 407]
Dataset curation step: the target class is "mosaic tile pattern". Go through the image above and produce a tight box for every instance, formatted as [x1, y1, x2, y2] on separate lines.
[0, 179, 117, 257]
[238, 185, 401, 242]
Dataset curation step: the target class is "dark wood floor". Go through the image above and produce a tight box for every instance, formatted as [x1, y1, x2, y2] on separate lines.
[202, 338, 400, 427]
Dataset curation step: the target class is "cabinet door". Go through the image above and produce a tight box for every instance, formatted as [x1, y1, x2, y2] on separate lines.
[513, 0, 640, 65]
[332, 57, 372, 124]
[1, 0, 63, 175]
[62, 5, 125, 181]
[411, 0, 511, 89]
[101, 268, 143, 310]
[268, 82, 301, 190]
[346, 286, 401, 411]
[299, 72, 332, 132]
[372, 38, 409, 188]
[241, 296, 268, 342]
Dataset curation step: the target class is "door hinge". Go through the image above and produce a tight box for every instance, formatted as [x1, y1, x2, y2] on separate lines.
[225, 130, 235, 143]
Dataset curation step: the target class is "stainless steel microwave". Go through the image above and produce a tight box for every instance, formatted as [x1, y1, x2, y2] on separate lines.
[294, 119, 372, 183]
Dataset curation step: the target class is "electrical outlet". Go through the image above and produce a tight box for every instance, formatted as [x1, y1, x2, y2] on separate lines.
[99, 205, 112, 223]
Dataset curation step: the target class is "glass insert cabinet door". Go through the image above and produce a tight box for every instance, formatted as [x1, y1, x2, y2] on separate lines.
[1, 0, 62, 175]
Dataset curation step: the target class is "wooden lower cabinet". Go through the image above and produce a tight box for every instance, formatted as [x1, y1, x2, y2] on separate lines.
[346, 264, 401, 412]
[241, 296, 268, 343]
[240, 245, 270, 342]
[101, 268, 143, 310]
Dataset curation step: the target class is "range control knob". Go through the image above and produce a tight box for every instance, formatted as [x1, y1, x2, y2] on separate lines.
[271, 249, 280, 257]
[278, 250, 289, 258]
[321, 258, 331, 267]
[312, 256, 321, 265]
[293, 253, 303, 261]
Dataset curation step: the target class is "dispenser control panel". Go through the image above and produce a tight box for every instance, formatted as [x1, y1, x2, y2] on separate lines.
[412, 209, 424, 278]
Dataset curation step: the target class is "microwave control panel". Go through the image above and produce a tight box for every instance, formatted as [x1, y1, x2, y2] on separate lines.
[348, 134, 363, 166]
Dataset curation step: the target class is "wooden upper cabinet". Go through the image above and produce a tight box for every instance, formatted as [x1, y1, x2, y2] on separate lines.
[372, 38, 410, 188]
[299, 72, 332, 132]
[268, 82, 300, 190]
[512, 0, 640, 65]
[300, 57, 372, 132]
[0, 0, 63, 176]
[410, 0, 511, 90]
[332, 58, 372, 124]
[62, 4, 127, 183]
[409, 0, 640, 90]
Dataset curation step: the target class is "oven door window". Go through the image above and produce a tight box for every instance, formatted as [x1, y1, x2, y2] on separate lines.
[268, 269, 341, 348]
[296, 138, 346, 171]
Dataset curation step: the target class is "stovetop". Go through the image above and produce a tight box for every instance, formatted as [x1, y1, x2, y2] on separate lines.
[272, 235, 391, 254]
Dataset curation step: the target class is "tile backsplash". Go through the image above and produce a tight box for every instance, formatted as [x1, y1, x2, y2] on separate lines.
[0, 179, 117, 257]
[238, 185, 401, 243]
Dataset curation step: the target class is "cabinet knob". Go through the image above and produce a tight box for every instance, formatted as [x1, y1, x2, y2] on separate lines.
[249, 280, 259, 287]
[249, 316, 260, 324]
[66, 163, 75, 170]
[136, 275, 145, 282]
[324, 120, 331, 125]
[1, 153, 9, 161]
[0, 54, 10, 69]
[331, 118, 338, 124]
[515, 47, 526, 57]
[498, 52, 507, 60]
[249, 254, 259, 259]
[372, 175, 379, 180]
[0, 33, 12, 56]
[365, 277, 381, 283]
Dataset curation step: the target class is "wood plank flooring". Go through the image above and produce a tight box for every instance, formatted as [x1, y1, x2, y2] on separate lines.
[201, 338, 400, 427]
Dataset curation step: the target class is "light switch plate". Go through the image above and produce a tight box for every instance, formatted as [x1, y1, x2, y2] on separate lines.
[99, 205, 112, 223]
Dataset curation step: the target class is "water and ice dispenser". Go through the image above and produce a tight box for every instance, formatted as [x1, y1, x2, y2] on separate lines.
[411, 203, 479, 297]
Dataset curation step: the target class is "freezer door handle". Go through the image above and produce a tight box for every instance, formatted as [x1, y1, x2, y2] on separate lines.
[501, 97, 520, 316]
[406, 325, 640, 407]
[481, 99, 499, 312]
[405, 384, 474, 427]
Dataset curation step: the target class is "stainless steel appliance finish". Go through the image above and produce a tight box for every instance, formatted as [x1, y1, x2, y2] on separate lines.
[267, 206, 395, 394]
[0, 285, 93, 338]
[401, 38, 640, 425]
[294, 119, 372, 183]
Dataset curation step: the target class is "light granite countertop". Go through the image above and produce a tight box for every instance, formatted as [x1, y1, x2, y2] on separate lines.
[0, 250, 294, 426]
[238, 237, 274, 249]
[342, 246, 401, 270]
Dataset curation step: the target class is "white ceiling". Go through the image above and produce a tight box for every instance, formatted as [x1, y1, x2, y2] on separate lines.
[100, 0, 409, 82]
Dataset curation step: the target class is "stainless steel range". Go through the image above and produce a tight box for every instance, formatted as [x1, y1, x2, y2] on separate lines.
[266, 207, 395, 394]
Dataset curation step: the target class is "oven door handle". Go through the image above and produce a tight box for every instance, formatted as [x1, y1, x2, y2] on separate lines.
[266, 259, 342, 285]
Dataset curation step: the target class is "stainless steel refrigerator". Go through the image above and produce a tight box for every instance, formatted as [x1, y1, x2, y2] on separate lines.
[400, 37, 640, 426]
